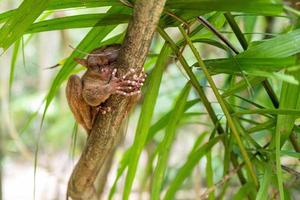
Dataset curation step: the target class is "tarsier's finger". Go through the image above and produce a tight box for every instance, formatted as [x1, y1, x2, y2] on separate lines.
[132, 75, 146, 85]
[118, 80, 143, 87]
[116, 86, 141, 91]
[116, 90, 141, 96]
[111, 68, 117, 79]
[122, 68, 136, 79]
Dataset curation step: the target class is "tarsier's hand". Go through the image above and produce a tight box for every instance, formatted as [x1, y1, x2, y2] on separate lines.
[109, 68, 146, 96]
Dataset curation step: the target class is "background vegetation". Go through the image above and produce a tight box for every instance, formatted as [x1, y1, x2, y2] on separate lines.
[0, 0, 300, 199]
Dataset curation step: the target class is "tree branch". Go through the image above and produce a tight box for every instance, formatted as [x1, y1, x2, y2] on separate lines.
[67, 0, 166, 199]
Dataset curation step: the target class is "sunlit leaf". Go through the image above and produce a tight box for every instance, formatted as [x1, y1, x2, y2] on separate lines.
[151, 82, 191, 200]
[0, 0, 51, 50]
[27, 14, 130, 33]
[163, 136, 223, 200]
[166, 0, 283, 15]
[123, 43, 172, 200]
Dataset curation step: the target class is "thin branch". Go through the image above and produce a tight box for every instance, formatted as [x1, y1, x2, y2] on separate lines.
[290, 132, 300, 153]
[197, 16, 239, 54]
[199, 165, 242, 199]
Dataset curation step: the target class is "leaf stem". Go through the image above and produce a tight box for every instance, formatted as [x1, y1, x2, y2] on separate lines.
[178, 26, 258, 187]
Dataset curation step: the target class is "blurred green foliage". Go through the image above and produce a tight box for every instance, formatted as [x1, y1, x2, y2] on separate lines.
[0, 0, 300, 199]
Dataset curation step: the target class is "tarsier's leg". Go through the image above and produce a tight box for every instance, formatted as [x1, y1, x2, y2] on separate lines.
[66, 75, 93, 132]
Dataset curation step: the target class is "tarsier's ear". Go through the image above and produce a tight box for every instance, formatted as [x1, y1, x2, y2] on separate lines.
[74, 58, 88, 67]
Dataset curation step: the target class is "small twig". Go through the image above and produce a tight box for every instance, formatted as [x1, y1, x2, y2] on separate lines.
[43, 63, 60, 69]
[281, 165, 300, 178]
[271, 174, 299, 200]
[165, 9, 190, 29]
[199, 165, 242, 199]
[196, 16, 239, 54]
[290, 132, 300, 153]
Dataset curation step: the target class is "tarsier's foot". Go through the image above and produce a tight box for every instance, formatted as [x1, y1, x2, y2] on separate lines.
[90, 105, 111, 129]
[110, 68, 146, 96]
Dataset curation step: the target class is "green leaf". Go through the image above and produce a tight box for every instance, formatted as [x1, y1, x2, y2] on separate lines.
[109, 98, 200, 199]
[158, 27, 224, 135]
[201, 57, 296, 75]
[190, 131, 209, 154]
[247, 120, 275, 133]
[47, 0, 121, 10]
[108, 148, 132, 200]
[165, 0, 283, 15]
[192, 38, 231, 51]
[179, 25, 258, 186]
[275, 124, 285, 199]
[151, 82, 191, 200]
[243, 16, 257, 42]
[256, 163, 272, 200]
[271, 71, 299, 85]
[234, 108, 300, 116]
[284, 188, 292, 200]
[280, 150, 300, 158]
[123, 43, 172, 200]
[0, 0, 123, 24]
[272, 68, 300, 200]
[206, 151, 214, 200]
[0, 10, 15, 23]
[69, 123, 78, 160]
[27, 14, 130, 33]
[232, 182, 256, 200]
[9, 39, 21, 98]
[0, 0, 51, 50]
[147, 99, 200, 141]
[276, 69, 300, 145]
[238, 29, 300, 58]
[222, 77, 265, 98]
[163, 136, 223, 200]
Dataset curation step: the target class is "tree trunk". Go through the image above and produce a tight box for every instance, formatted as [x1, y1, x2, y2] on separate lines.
[67, 0, 166, 199]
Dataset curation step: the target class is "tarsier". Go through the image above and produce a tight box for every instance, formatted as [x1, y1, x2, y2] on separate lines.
[66, 44, 146, 134]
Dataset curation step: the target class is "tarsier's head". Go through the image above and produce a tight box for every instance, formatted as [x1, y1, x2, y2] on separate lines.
[74, 44, 121, 72]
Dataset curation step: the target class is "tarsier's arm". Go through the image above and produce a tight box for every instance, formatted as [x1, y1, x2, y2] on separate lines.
[82, 68, 145, 107]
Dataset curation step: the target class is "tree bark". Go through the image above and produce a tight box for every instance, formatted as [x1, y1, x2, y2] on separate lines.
[67, 0, 166, 199]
